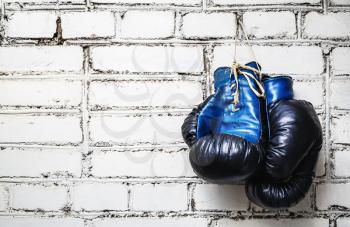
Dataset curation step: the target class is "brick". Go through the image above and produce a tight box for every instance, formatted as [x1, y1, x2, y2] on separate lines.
[91, 45, 203, 73]
[214, 218, 328, 227]
[243, 11, 296, 38]
[72, 183, 128, 211]
[0, 80, 82, 108]
[61, 12, 115, 39]
[91, 0, 201, 5]
[182, 13, 236, 38]
[331, 0, 350, 5]
[0, 217, 84, 227]
[0, 46, 83, 73]
[121, 11, 174, 39]
[4, 0, 83, 3]
[304, 12, 350, 39]
[193, 184, 249, 210]
[288, 191, 312, 212]
[293, 80, 324, 107]
[331, 115, 350, 144]
[89, 80, 203, 109]
[338, 218, 350, 227]
[213, 45, 323, 74]
[0, 114, 82, 144]
[0, 147, 81, 177]
[5, 11, 57, 38]
[130, 183, 187, 211]
[330, 80, 350, 109]
[91, 150, 195, 177]
[89, 114, 184, 145]
[316, 182, 350, 209]
[11, 184, 67, 211]
[334, 150, 350, 177]
[94, 217, 208, 227]
[0, 186, 8, 211]
[316, 147, 326, 177]
[212, 0, 320, 4]
[331, 48, 350, 75]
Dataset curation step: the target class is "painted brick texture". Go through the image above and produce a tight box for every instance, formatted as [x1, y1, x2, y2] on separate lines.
[0, 1, 349, 227]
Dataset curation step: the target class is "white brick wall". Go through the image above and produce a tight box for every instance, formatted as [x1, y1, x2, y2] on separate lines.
[91, 150, 195, 177]
[316, 182, 350, 210]
[94, 217, 208, 227]
[91, 45, 204, 73]
[0, 147, 82, 177]
[243, 11, 296, 38]
[212, 0, 320, 4]
[0, 217, 84, 227]
[71, 183, 128, 211]
[11, 184, 67, 211]
[0, 80, 82, 108]
[121, 11, 174, 39]
[331, 47, 350, 75]
[304, 12, 350, 39]
[89, 80, 203, 109]
[213, 46, 323, 74]
[0, 0, 349, 226]
[293, 80, 324, 107]
[334, 149, 350, 177]
[181, 13, 236, 39]
[214, 218, 329, 227]
[0, 115, 82, 144]
[130, 183, 188, 211]
[330, 80, 350, 109]
[89, 114, 184, 145]
[0, 46, 83, 73]
[61, 12, 115, 39]
[331, 114, 350, 144]
[4, 0, 84, 3]
[331, 0, 350, 5]
[91, 0, 201, 5]
[0, 186, 8, 211]
[193, 184, 249, 211]
[5, 11, 57, 38]
[337, 218, 350, 227]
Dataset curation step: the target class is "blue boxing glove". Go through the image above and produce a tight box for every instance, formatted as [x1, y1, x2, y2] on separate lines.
[182, 61, 267, 183]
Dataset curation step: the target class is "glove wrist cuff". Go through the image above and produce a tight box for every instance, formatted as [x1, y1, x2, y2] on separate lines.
[263, 76, 294, 107]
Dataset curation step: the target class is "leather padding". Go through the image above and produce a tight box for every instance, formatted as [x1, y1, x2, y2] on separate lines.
[190, 134, 263, 183]
[181, 96, 264, 183]
[245, 99, 322, 209]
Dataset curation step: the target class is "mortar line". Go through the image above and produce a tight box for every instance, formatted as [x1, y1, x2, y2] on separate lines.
[3, 38, 350, 46]
[202, 0, 207, 10]
[82, 46, 91, 177]
[2, 176, 346, 184]
[204, 44, 213, 98]
[0, 209, 349, 218]
[325, 53, 331, 180]
[323, 0, 329, 14]
[4, 4, 325, 11]
[0, 0, 4, 19]
[297, 11, 302, 39]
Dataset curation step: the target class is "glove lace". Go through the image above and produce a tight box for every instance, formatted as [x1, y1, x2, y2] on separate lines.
[230, 63, 265, 111]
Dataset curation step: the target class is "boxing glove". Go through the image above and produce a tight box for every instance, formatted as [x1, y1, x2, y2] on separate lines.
[245, 76, 323, 209]
[182, 61, 266, 183]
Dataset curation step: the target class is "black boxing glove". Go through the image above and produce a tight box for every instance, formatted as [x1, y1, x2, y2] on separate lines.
[246, 76, 323, 209]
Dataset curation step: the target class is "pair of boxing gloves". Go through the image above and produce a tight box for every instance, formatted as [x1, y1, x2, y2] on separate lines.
[181, 61, 322, 209]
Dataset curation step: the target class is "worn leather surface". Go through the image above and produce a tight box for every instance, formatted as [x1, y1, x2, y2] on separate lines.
[182, 61, 265, 183]
[245, 76, 323, 209]
[197, 62, 263, 144]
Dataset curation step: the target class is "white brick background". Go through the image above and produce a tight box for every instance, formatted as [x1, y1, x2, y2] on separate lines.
[0, 0, 349, 226]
